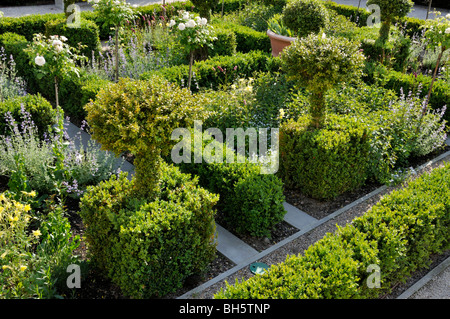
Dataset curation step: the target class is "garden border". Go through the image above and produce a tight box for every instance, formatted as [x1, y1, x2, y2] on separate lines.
[177, 145, 450, 299]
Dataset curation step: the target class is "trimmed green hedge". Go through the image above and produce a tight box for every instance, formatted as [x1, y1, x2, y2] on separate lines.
[173, 128, 286, 238]
[79, 163, 219, 298]
[279, 114, 371, 200]
[140, 50, 280, 90]
[215, 162, 450, 298]
[44, 17, 101, 59]
[0, 94, 56, 138]
[214, 21, 271, 53]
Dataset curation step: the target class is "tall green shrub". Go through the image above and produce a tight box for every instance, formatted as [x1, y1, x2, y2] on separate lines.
[84, 76, 206, 200]
[280, 33, 365, 129]
[366, 0, 413, 45]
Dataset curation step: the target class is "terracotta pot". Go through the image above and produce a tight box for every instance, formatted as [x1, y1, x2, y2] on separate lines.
[267, 29, 297, 57]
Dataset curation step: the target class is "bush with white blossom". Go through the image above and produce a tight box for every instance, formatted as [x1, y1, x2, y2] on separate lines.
[168, 10, 217, 89]
[25, 34, 85, 107]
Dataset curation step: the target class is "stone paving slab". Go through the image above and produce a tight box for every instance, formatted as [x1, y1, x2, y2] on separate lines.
[282, 202, 318, 230]
[215, 224, 259, 265]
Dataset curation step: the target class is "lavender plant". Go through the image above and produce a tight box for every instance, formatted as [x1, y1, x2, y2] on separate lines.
[0, 47, 27, 102]
[0, 106, 119, 199]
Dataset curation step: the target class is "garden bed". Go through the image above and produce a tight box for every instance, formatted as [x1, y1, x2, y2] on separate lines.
[1, 0, 449, 300]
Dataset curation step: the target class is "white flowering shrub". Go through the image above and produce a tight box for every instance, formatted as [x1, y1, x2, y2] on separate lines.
[24, 34, 85, 107]
[168, 10, 216, 54]
[168, 10, 217, 89]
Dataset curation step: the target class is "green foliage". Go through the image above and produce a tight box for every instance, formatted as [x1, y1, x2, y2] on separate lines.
[0, 13, 64, 42]
[79, 164, 219, 298]
[168, 10, 217, 54]
[227, 173, 285, 237]
[215, 163, 450, 298]
[323, 1, 371, 27]
[281, 0, 329, 38]
[364, 63, 450, 122]
[84, 76, 205, 199]
[280, 33, 365, 128]
[209, 27, 237, 57]
[366, 0, 413, 44]
[191, 0, 220, 20]
[279, 114, 371, 200]
[44, 18, 101, 60]
[214, 21, 271, 53]
[239, 2, 279, 32]
[0, 94, 56, 138]
[174, 129, 286, 237]
[0, 33, 37, 94]
[367, 0, 414, 22]
[0, 194, 80, 299]
[141, 50, 278, 91]
[268, 14, 294, 37]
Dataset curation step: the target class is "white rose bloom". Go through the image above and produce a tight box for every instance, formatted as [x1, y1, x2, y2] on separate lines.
[182, 12, 190, 20]
[169, 19, 176, 27]
[201, 18, 208, 26]
[446, 14, 450, 19]
[186, 19, 196, 28]
[35, 55, 46, 66]
[52, 39, 63, 47]
[445, 28, 450, 34]
[178, 23, 186, 31]
[60, 36, 68, 42]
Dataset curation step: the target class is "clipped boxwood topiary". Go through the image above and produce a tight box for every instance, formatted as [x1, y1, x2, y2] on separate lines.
[366, 0, 413, 45]
[280, 33, 365, 129]
[279, 114, 370, 200]
[79, 163, 219, 298]
[84, 75, 206, 200]
[281, 0, 329, 38]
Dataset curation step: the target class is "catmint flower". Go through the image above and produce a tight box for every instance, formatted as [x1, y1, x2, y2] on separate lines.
[35, 55, 46, 66]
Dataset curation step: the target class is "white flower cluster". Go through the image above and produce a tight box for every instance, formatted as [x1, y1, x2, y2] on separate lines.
[169, 11, 208, 31]
[34, 35, 68, 67]
[50, 35, 67, 53]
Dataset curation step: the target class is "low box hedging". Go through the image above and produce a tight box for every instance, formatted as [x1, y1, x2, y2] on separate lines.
[209, 27, 237, 57]
[173, 130, 286, 238]
[0, 94, 56, 137]
[44, 17, 101, 59]
[0, 13, 64, 42]
[140, 50, 280, 90]
[214, 22, 271, 53]
[79, 163, 219, 298]
[215, 162, 450, 299]
[279, 114, 371, 200]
